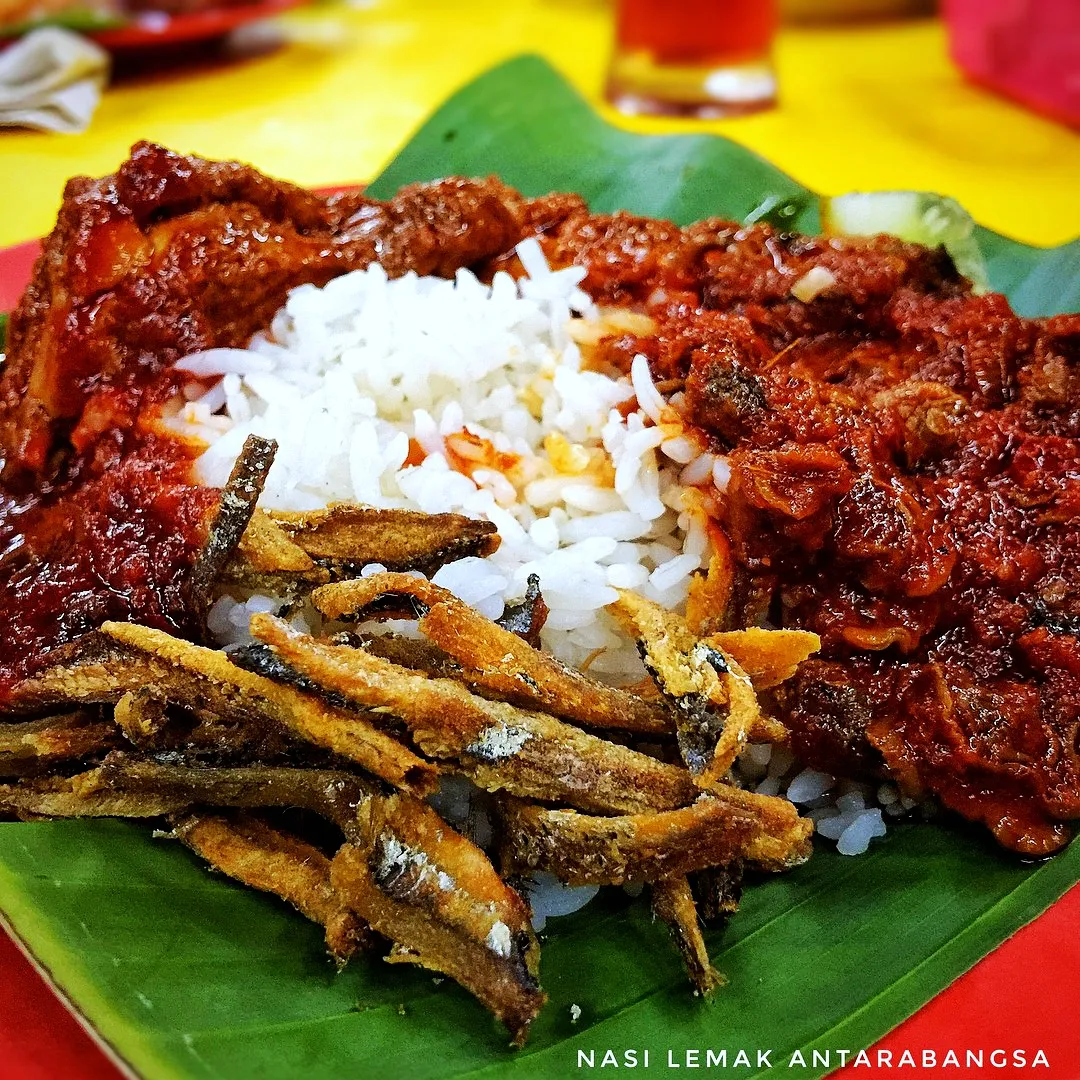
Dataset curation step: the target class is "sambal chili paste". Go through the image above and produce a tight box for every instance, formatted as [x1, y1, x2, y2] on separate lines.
[2, 143, 1079, 856]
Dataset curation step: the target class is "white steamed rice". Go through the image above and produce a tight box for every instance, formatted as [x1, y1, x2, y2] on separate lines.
[168, 237, 904, 904]
[171, 238, 719, 681]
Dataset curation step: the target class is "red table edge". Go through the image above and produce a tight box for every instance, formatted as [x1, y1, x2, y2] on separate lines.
[0, 913, 140, 1080]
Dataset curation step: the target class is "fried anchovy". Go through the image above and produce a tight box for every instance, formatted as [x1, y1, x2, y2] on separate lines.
[690, 862, 744, 924]
[355, 634, 464, 681]
[331, 792, 544, 1046]
[219, 510, 329, 594]
[0, 755, 376, 834]
[94, 755, 376, 835]
[498, 795, 762, 886]
[267, 505, 500, 577]
[229, 643, 358, 713]
[0, 771, 191, 820]
[609, 590, 763, 785]
[703, 628, 820, 691]
[9, 624, 437, 795]
[113, 690, 169, 747]
[712, 784, 813, 871]
[495, 574, 548, 648]
[112, 685, 314, 765]
[651, 876, 725, 997]
[172, 811, 375, 962]
[0, 711, 119, 777]
[250, 614, 698, 815]
[187, 435, 278, 617]
[313, 574, 674, 735]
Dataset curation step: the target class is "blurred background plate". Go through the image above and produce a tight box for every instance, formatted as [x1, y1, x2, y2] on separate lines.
[0, 0, 305, 52]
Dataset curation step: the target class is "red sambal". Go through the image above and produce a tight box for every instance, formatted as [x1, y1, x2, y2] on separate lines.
[523, 200, 1080, 855]
[0, 432, 218, 699]
[0, 145, 535, 705]
[4, 144, 1078, 857]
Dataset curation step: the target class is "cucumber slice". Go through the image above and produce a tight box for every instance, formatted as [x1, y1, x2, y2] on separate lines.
[822, 191, 990, 294]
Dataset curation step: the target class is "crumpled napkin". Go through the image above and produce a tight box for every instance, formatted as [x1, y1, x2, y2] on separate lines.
[0, 26, 110, 134]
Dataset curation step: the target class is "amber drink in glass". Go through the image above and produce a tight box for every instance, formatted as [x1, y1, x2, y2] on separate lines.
[606, 0, 779, 118]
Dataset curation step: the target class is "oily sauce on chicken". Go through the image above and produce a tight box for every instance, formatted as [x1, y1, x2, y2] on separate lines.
[2, 146, 1078, 855]
[0, 144, 528, 697]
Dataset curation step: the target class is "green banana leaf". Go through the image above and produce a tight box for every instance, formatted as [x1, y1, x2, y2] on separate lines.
[1, 54, 1078, 1080]
[373, 57, 1080, 319]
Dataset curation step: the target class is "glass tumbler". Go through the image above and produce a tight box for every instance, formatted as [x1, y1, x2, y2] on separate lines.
[605, 0, 779, 119]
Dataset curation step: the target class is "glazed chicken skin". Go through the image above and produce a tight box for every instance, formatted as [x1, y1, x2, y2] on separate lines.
[3, 147, 1079, 855]
[0, 145, 529, 696]
[0, 141, 528, 486]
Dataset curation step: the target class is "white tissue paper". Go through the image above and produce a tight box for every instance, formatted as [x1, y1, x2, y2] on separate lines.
[0, 26, 109, 134]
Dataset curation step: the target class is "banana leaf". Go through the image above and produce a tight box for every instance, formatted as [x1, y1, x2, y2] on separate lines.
[0, 54, 1078, 1080]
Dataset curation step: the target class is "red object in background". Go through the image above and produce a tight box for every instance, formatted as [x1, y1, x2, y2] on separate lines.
[96, 0, 302, 51]
[943, 0, 1080, 130]
[615, 0, 778, 66]
[0, 0, 305, 55]
[606, 0, 779, 118]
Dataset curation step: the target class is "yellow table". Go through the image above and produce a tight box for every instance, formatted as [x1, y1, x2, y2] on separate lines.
[1, 0, 1078, 250]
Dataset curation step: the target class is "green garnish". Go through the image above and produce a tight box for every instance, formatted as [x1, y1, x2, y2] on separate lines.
[821, 191, 990, 293]
[744, 193, 815, 231]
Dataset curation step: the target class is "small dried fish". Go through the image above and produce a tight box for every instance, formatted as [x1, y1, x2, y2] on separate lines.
[220, 510, 329, 593]
[712, 784, 813, 871]
[704, 628, 820, 691]
[10, 624, 437, 795]
[249, 614, 697, 815]
[494, 573, 548, 647]
[498, 796, 761, 885]
[187, 435, 278, 617]
[0, 771, 191, 820]
[331, 792, 544, 1045]
[608, 590, 762, 786]
[1, 521, 814, 1041]
[0, 711, 119, 777]
[314, 574, 673, 735]
[269, 505, 500, 576]
[651, 876, 725, 997]
[92, 755, 376, 835]
[1, 755, 376, 832]
[172, 811, 374, 962]
[690, 863, 743, 924]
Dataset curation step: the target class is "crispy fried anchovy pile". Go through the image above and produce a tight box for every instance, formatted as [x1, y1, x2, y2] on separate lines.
[0, 437, 818, 1045]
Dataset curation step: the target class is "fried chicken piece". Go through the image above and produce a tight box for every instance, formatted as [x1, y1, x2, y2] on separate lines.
[0, 142, 529, 485]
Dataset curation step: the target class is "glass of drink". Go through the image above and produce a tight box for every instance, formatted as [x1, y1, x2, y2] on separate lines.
[605, 0, 779, 119]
